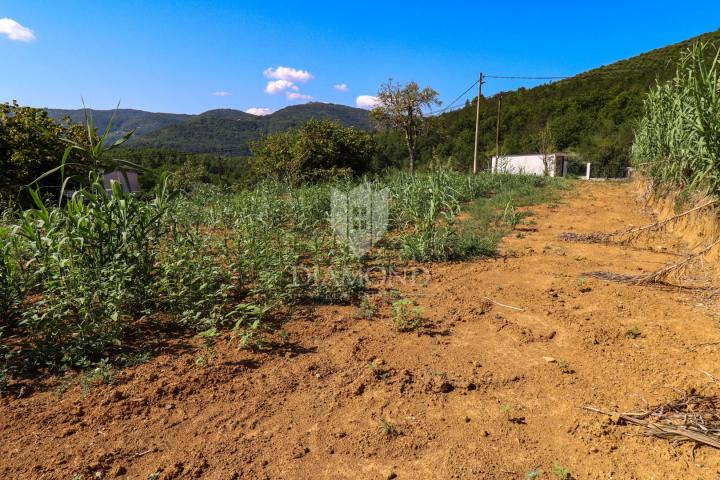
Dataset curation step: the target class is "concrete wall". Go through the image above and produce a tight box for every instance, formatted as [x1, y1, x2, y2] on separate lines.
[103, 170, 139, 193]
[491, 154, 563, 177]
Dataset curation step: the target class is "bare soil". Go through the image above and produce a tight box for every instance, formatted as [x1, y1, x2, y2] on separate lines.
[3, 180, 720, 479]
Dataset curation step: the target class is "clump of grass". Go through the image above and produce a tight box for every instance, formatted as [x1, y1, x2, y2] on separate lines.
[78, 359, 116, 394]
[526, 468, 542, 480]
[576, 276, 591, 293]
[377, 418, 399, 437]
[232, 304, 270, 350]
[557, 360, 574, 374]
[552, 461, 572, 480]
[391, 300, 424, 332]
[195, 327, 219, 367]
[500, 201, 523, 228]
[627, 326, 642, 339]
[355, 295, 377, 320]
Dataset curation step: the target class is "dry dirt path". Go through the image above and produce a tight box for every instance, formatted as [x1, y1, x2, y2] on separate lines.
[3, 180, 720, 479]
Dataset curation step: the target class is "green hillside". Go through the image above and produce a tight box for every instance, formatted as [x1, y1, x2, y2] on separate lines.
[422, 28, 720, 176]
[129, 102, 372, 156]
[46, 103, 372, 157]
[46, 108, 192, 145]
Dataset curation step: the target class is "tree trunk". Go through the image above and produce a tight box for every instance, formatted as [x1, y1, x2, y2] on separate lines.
[404, 130, 415, 175]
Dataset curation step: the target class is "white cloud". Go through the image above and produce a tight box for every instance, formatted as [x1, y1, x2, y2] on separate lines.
[356, 95, 381, 109]
[333, 83, 348, 92]
[0, 18, 35, 42]
[245, 107, 273, 116]
[213, 91, 232, 97]
[286, 92, 314, 101]
[265, 79, 298, 94]
[263, 66, 313, 83]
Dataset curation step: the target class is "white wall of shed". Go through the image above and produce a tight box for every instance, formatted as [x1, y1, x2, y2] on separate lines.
[103, 170, 139, 192]
[491, 154, 559, 177]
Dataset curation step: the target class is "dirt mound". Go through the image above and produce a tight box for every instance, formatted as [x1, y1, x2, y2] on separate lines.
[3, 180, 720, 479]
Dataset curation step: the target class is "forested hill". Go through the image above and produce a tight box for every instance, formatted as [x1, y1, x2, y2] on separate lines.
[47, 103, 372, 156]
[46, 108, 193, 145]
[130, 103, 372, 156]
[423, 28, 720, 176]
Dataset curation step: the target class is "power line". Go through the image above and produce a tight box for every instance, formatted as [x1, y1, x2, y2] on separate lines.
[485, 75, 572, 80]
[427, 78, 480, 116]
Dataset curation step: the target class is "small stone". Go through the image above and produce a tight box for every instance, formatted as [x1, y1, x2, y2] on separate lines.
[113, 465, 127, 477]
[543, 356, 556, 363]
[165, 403, 175, 410]
[387, 472, 397, 479]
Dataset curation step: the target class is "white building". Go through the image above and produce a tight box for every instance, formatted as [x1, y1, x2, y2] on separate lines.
[491, 153, 569, 177]
[103, 168, 140, 193]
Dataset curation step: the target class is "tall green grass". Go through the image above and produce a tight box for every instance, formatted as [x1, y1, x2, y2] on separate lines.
[0, 167, 560, 386]
[633, 41, 720, 194]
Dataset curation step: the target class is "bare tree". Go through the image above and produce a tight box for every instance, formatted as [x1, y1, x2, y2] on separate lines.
[371, 80, 441, 174]
[538, 123, 556, 176]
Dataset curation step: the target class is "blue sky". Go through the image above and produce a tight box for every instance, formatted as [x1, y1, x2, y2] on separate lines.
[1, 1, 720, 115]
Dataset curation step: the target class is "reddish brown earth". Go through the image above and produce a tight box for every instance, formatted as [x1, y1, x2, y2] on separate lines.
[3, 180, 720, 479]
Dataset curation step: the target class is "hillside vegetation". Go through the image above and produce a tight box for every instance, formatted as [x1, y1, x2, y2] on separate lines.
[47, 103, 373, 157]
[45, 108, 192, 145]
[422, 28, 720, 176]
[633, 40, 720, 195]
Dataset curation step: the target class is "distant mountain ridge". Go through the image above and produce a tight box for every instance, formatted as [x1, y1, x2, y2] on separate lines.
[45, 108, 193, 145]
[46, 103, 373, 156]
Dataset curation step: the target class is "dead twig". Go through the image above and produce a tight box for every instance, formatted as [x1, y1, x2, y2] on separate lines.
[584, 238, 720, 286]
[559, 200, 719, 245]
[482, 296, 524, 312]
[584, 392, 720, 450]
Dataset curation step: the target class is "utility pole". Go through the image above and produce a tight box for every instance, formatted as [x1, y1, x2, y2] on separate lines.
[495, 94, 502, 172]
[473, 72, 483, 175]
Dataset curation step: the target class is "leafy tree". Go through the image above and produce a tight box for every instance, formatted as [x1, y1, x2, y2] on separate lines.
[249, 119, 375, 182]
[0, 101, 89, 197]
[372, 80, 441, 174]
[537, 123, 556, 176]
[168, 159, 210, 192]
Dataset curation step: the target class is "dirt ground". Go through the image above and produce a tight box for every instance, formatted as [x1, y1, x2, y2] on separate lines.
[3, 180, 720, 479]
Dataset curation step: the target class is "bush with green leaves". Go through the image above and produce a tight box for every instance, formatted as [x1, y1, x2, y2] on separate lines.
[249, 119, 375, 183]
[391, 299, 424, 332]
[0, 101, 91, 198]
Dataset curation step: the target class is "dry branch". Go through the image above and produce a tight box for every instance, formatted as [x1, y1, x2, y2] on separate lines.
[584, 392, 720, 449]
[559, 199, 719, 245]
[584, 238, 720, 286]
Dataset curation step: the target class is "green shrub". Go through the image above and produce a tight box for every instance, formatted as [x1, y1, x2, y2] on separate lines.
[391, 300, 424, 332]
